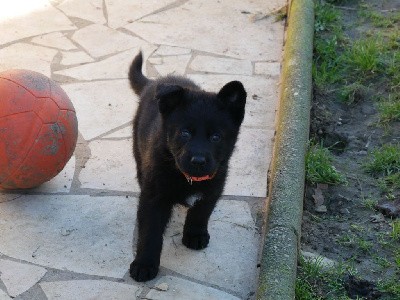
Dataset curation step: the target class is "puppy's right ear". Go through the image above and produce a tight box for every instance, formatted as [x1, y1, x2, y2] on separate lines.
[156, 83, 184, 115]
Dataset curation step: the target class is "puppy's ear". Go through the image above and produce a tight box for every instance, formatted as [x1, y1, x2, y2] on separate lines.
[156, 83, 184, 115]
[218, 81, 247, 125]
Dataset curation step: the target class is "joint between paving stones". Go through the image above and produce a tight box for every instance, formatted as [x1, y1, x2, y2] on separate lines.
[256, 0, 314, 299]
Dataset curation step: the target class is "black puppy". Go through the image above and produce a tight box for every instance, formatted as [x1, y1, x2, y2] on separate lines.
[128, 52, 246, 282]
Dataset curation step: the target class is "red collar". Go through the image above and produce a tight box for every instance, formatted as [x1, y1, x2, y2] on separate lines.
[183, 172, 215, 185]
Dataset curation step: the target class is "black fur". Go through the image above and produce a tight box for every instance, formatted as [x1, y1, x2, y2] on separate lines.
[128, 51, 246, 282]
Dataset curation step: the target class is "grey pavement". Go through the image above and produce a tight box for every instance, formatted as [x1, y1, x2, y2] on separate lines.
[0, 1, 286, 299]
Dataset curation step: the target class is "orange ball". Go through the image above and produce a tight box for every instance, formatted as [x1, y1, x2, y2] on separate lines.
[0, 70, 78, 189]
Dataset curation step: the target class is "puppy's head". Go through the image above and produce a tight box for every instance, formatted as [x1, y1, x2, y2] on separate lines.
[156, 81, 246, 181]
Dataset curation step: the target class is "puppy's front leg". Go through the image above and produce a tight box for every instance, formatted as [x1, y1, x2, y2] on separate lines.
[182, 196, 219, 250]
[130, 193, 173, 282]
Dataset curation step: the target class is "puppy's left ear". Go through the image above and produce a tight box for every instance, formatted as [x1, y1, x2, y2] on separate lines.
[218, 81, 247, 125]
[157, 83, 184, 115]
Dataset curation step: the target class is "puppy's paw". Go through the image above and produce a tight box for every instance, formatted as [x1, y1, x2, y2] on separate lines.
[129, 260, 158, 282]
[182, 232, 210, 250]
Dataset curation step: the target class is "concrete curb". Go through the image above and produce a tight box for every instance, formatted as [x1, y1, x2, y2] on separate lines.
[256, 0, 314, 299]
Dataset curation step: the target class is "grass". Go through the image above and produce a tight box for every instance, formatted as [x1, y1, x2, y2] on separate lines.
[337, 232, 373, 254]
[314, 1, 341, 33]
[336, 233, 355, 247]
[313, 2, 344, 89]
[343, 36, 383, 76]
[362, 197, 378, 211]
[377, 279, 400, 298]
[296, 256, 323, 300]
[395, 250, 400, 269]
[312, 0, 400, 132]
[378, 173, 400, 192]
[391, 220, 400, 241]
[359, 4, 400, 28]
[296, 256, 351, 300]
[364, 144, 400, 196]
[385, 38, 400, 93]
[364, 144, 400, 176]
[372, 255, 391, 269]
[378, 98, 400, 123]
[339, 82, 367, 104]
[355, 238, 372, 253]
[306, 143, 346, 185]
[359, 7, 394, 28]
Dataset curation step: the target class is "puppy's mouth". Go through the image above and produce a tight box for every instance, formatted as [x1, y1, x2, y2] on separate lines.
[182, 172, 216, 184]
[174, 155, 217, 184]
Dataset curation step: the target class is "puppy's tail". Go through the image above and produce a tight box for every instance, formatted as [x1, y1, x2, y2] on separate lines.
[129, 51, 149, 95]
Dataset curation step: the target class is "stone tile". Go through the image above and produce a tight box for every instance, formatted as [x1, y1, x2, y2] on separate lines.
[33, 156, 76, 193]
[79, 139, 139, 192]
[146, 276, 240, 300]
[102, 126, 132, 139]
[190, 56, 252, 75]
[0, 259, 46, 297]
[55, 47, 156, 80]
[124, 1, 284, 61]
[0, 195, 137, 278]
[61, 80, 137, 140]
[31, 32, 77, 50]
[154, 45, 191, 56]
[71, 24, 143, 58]
[0, 1, 75, 45]
[152, 55, 191, 76]
[161, 200, 259, 298]
[188, 74, 278, 128]
[148, 57, 163, 65]
[0, 193, 22, 203]
[225, 128, 274, 197]
[255, 62, 281, 77]
[0, 43, 57, 77]
[60, 51, 95, 66]
[40, 280, 142, 300]
[105, 0, 177, 29]
[57, 0, 106, 24]
[0, 289, 11, 299]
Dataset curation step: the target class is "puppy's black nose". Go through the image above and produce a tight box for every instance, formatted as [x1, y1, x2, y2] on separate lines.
[191, 155, 206, 166]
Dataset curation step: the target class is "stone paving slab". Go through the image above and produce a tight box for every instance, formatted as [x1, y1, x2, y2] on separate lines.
[124, 1, 283, 61]
[0, 0, 75, 45]
[0, 289, 11, 300]
[40, 280, 142, 300]
[0, 44, 57, 77]
[61, 80, 137, 140]
[79, 139, 139, 192]
[0, 0, 286, 299]
[0, 259, 46, 297]
[0, 195, 136, 278]
[60, 51, 95, 66]
[31, 32, 77, 51]
[162, 201, 259, 298]
[146, 276, 240, 300]
[57, 0, 106, 25]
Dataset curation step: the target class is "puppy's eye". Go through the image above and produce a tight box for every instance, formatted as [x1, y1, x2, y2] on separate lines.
[210, 133, 221, 142]
[180, 129, 191, 140]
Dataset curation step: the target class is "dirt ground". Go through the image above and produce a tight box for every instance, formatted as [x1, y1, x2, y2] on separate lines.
[301, 0, 400, 299]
